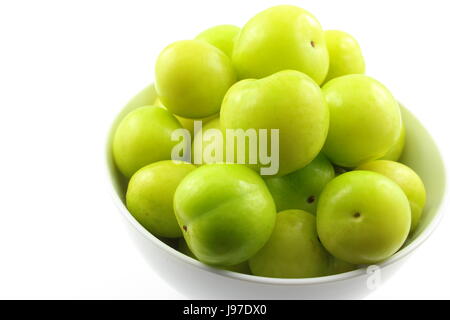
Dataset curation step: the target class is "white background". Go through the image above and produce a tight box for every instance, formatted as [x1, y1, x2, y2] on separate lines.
[0, 0, 449, 299]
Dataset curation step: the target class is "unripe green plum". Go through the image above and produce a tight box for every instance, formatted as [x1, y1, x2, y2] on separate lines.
[154, 97, 217, 137]
[357, 160, 426, 232]
[232, 5, 329, 85]
[174, 164, 276, 266]
[324, 30, 365, 83]
[220, 70, 329, 176]
[317, 171, 411, 264]
[379, 122, 406, 161]
[265, 154, 335, 214]
[176, 115, 217, 138]
[249, 210, 330, 278]
[322, 75, 402, 168]
[192, 117, 224, 164]
[193, 117, 277, 167]
[113, 106, 182, 178]
[177, 238, 251, 274]
[191, 117, 254, 166]
[195, 24, 241, 57]
[155, 40, 236, 118]
[177, 236, 196, 259]
[126, 161, 196, 238]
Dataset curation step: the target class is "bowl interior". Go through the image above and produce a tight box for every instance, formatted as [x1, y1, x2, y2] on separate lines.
[106, 85, 446, 278]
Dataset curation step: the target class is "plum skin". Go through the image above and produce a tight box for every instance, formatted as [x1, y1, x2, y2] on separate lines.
[220, 70, 329, 176]
[322, 75, 402, 168]
[317, 171, 411, 265]
[380, 122, 406, 161]
[154, 96, 217, 137]
[126, 160, 196, 238]
[249, 210, 330, 278]
[155, 40, 236, 119]
[357, 160, 426, 232]
[174, 164, 277, 266]
[232, 5, 329, 85]
[112, 106, 182, 178]
[265, 153, 335, 214]
[195, 24, 241, 57]
[324, 30, 365, 83]
[177, 238, 251, 274]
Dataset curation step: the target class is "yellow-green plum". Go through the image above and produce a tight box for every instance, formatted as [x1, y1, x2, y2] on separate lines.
[195, 24, 241, 57]
[154, 97, 217, 137]
[317, 171, 411, 265]
[324, 30, 365, 83]
[174, 164, 276, 266]
[249, 210, 330, 278]
[220, 70, 329, 176]
[176, 115, 217, 138]
[113, 106, 182, 178]
[193, 116, 275, 167]
[155, 40, 236, 119]
[177, 238, 251, 274]
[126, 160, 196, 238]
[322, 75, 402, 168]
[192, 117, 224, 164]
[265, 154, 335, 214]
[357, 160, 426, 232]
[178, 236, 196, 259]
[153, 97, 164, 107]
[380, 122, 406, 161]
[233, 5, 329, 84]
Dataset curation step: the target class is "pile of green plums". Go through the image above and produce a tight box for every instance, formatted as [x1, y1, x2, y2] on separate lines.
[112, 5, 427, 278]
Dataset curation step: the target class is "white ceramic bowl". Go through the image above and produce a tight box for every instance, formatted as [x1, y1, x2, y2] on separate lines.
[106, 85, 447, 299]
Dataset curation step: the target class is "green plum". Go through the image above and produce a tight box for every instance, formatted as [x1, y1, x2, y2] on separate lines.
[154, 97, 217, 137]
[379, 122, 406, 161]
[324, 30, 365, 83]
[177, 238, 251, 274]
[192, 117, 224, 164]
[322, 75, 402, 168]
[155, 40, 236, 119]
[178, 236, 196, 259]
[126, 160, 196, 238]
[249, 210, 330, 278]
[195, 24, 241, 57]
[113, 106, 182, 178]
[317, 171, 411, 264]
[175, 114, 217, 138]
[265, 154, 335, 213]
[220, 70, 329, 176]
[233, 5, 329, 84]
[192, 116, 272, 167]
[191, 117, 254, 166]
[174, 164, 276, 266]
[357, 160, 426, 232]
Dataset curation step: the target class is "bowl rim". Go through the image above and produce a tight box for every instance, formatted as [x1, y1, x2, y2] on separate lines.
[105, 98, 448, 286]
